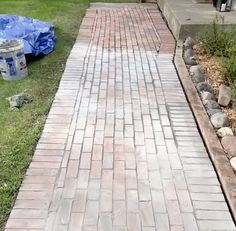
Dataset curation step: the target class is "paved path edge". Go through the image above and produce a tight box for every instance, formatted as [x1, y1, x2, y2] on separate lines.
[174, 41, 236, 223]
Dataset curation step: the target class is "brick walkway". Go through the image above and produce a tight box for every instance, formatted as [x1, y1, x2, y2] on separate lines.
[5, 3, 236, 231]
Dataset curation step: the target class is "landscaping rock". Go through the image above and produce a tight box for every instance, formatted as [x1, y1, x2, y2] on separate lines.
[183, 48, 197, 65]
[184, 48, 194, 59]
[218, 84, 231, 106]
[230, 157, 236, 171]
[184, 57, 198, 66]
[210, 112, 229, 129]
[189, 65, 205, 83]
[204, 100, 221, 110]
[221, 135, 236, 157]
[201, 91, 216, 101]
[183, 37, 195, 49]
[196, 82, 214, 93]
[207, 109, 222, 116]
[6, 93, 33, 111]
[217, 127, 234, 138]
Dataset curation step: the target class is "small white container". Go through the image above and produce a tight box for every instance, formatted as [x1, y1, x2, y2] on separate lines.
[0, 39, 28, 81]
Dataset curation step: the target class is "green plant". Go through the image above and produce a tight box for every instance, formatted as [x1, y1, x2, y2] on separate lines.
[198, 15, 236, 57]
[231, 82, 236, 100]
[221, 56, 236, 84]
[199, 14, 236, 100]
[221, 56, 236, 100]
[227, 39, 236, 57]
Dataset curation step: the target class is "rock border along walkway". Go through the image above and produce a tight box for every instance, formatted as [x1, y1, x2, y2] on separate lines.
[175, 40, 236, 225]
[5, 3, 236, 231]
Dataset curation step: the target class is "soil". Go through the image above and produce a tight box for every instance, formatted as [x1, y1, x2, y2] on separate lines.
[194, 44, 236, 134]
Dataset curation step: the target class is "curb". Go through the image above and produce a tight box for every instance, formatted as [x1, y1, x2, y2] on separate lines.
[174, 41, 236, 223]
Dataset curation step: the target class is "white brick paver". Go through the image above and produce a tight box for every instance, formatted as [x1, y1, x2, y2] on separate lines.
[6, 3, 236, 231]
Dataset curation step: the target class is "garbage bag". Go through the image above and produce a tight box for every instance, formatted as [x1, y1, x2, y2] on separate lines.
[0, 14, 56, 57]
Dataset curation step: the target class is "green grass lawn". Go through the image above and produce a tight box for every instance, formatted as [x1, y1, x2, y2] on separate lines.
[0, 0, 136, 229]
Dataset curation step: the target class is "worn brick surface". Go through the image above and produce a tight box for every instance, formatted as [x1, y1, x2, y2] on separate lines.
[6, 3, 235, 231]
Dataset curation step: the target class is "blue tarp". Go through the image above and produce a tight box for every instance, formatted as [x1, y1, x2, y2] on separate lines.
[0, 15, 56, 57]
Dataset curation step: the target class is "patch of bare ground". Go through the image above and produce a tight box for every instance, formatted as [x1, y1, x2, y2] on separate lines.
[194, 44, 236, 134]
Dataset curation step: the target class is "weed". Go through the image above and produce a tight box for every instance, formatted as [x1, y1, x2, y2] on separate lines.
[199, 14, 236, 58]
[199, 15, 236, 100]
[231, 82, 236, 100]
[221, 56, 236, 84]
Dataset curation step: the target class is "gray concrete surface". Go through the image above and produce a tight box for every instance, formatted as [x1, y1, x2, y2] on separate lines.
[157, 0, 236, 40]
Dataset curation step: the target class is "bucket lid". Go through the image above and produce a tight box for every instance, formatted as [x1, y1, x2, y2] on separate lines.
[0, 39, 24, 53]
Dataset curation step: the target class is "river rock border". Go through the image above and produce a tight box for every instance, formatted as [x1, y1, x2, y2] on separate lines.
[183, 37, 236, 172]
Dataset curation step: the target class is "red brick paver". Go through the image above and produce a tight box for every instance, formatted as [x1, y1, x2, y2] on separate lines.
[6, 3, 235, 231]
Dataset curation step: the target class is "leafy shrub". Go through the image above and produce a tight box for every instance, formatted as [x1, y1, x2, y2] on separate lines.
[231, 82, 236, 101]
[221, 56, 236, 84]
[199, 15, 236, 100]
[198, 15, 236, 57]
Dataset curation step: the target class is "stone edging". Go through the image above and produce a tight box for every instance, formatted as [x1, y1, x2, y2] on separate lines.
[174, 41, 236, 223]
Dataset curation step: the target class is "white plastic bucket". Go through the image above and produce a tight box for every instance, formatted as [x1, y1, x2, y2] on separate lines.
[0, 40, 28, 80]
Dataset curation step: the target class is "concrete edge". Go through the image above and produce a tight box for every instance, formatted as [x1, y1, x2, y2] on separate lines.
[156, 0, 181, 39]
[174, 41, 236, 223]
[157, 0, 236, 40]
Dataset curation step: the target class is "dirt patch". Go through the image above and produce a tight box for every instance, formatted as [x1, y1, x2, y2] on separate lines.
[194, 44, 236, 134]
